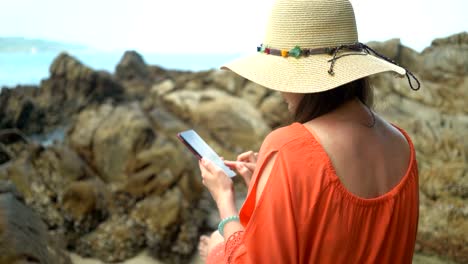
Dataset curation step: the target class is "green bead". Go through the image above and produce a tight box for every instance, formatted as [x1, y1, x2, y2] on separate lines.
[289, 46, 302, 58]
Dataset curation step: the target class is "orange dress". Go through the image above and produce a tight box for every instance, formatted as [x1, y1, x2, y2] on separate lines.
[207, 122, 419, 264]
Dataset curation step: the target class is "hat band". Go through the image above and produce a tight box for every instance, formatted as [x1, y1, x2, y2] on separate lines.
[257, 42, 421, 91]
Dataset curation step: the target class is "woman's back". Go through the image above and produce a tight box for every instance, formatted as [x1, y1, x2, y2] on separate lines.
[304, 99, 412, 199]
[237, 101, 419, 263]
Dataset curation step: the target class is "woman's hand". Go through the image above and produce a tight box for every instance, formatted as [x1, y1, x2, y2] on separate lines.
[237, 150, 259, 165]
[225, 151, 258, 187]
[199, 158, 235, 206]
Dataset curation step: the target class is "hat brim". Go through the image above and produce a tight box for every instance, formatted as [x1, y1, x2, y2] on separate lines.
[221, 52, 406, 93]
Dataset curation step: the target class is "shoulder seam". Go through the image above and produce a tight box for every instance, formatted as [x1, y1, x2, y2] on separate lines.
[271, 133, 318, 153]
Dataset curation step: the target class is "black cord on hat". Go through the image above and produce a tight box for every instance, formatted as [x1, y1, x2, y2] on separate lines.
[327, 42, 421, 91]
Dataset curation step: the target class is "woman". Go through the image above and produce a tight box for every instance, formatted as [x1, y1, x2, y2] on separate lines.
[198, 0, 420, 263]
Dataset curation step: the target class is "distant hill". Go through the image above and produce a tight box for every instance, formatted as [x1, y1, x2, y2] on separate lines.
[0, 37, 87, 53]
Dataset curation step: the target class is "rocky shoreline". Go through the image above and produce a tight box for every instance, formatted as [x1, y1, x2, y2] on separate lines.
[0, 32, 466, 264]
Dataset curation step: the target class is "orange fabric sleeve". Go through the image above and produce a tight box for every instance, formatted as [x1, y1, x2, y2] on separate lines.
[207, 148, 298, 263]
[232, 150, 304, 263]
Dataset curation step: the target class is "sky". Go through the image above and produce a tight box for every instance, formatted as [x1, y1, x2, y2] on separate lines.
[0, 0, 467, 54]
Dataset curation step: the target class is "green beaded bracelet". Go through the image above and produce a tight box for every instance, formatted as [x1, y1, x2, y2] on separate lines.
[218, 215, 240, 237]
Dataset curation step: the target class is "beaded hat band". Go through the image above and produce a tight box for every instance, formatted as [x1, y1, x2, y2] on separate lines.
[221, 0, 420, 94]
[257, 44, 338, 58]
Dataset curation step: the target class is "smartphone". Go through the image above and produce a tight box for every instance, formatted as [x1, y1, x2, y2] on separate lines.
[177, 129, 236, 177]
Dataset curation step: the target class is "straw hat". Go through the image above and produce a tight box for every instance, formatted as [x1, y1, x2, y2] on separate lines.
[222, 0, 415, 93]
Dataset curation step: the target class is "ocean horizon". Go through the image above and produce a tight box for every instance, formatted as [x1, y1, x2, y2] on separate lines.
[0, 51, 243, 88]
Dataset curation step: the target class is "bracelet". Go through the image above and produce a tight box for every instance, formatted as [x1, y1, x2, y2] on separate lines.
[218, 215, 240, 237]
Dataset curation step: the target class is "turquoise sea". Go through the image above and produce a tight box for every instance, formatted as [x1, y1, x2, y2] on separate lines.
[0, 51, 242, 88]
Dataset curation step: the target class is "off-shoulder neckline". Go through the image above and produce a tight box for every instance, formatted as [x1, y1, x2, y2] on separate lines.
[293, 122, 416, 205]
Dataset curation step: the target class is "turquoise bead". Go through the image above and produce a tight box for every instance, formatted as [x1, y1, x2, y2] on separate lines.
[289, 46, 302, 58]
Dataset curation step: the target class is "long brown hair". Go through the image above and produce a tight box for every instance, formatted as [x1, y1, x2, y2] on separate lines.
[294, 78, 373, 123]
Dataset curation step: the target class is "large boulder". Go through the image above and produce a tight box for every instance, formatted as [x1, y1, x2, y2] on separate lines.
[65, 102, 206, 262]
[0, 181, 71, 264]
[420, 32, 468, 83]
[367, 38, 422, 73]
[115, 51, 154, 98]
[0, 143, 99, 230]
[0, 53, 125, 135]
[204, 70, 246, 94]
[162, 89, 271, 159]
[0, 87, 45, 134]
[66, 103, 194, 185]
[68, 103, 154, 183]
[240, 81, 269, 107]
[115, 51, 151, 81]
[205, 70, 290, 128]
[39, 53, 125, 116]
[259, 92, 291, 128]
[370, 32, 468, 263]
[74, 215, 146, 262]
[0, 192, 50, 264]
[0, 133, 111, 251]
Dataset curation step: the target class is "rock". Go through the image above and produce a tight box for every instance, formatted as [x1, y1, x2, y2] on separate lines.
[49, 52, 92, 80]
[151, 79, 176, 97]
[43, 52, 125, 109]
[177, 171, 205, 206]
[367, 38, 422, 73]
[371, 35, 467, 119]
[259, 92, 291, 128]
[132, 188, 182, 243]
[369, 32, 468, 263]
[132, 188, 205, 263]
[67, 103, 194, 187]
[417, 192, 468, 263]
[0, 128, 31, 165]
[115, 51, 156, 98]
[75, 215, 146, 262]
[85, 103, 154, 183]
[62, 179, 110, 234]
[0, 142, 98, 233]
[240, 81, 269, 107]
[412, 253, 459, 264]
[0, 88, 46, 134]
[66, 103, 114, 164]
[420, 32, 467, 88]
[124, 167, 174, 198]
[0, 180, 22, 200]
[162, 89, 271, 158]
[67, 103, 155, 183]
[33, 145, 92, 190]
[0, 187, 73, 264]
[63, 102, 206, 262]
[115, 51, 150, 81]
[205, 70, 246, 94]
[194, 91, 270, 154]
[0, 53, 125, 135]
[148, 65, 173, 83]
[147, 107, 190, 136]
[0, 192, 49, 264]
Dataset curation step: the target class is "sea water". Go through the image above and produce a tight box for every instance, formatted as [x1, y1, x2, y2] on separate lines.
[0, 51, 242, 88]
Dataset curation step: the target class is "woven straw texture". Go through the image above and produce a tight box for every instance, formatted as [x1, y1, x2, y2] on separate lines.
[222, 0, 406, 93]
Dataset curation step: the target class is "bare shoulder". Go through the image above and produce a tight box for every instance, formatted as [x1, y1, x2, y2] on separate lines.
[304, 111, 409, 155]
[377, 117, 411, 150]
[303, 111, 411, 198]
